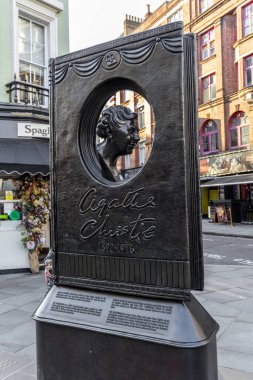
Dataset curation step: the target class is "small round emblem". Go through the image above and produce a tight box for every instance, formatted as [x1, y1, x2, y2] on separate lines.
[102, 51, 121, 70]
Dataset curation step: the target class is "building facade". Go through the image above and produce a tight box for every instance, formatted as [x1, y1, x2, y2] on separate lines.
[123, 0, 253, 223]
[0, 0, 69, 272]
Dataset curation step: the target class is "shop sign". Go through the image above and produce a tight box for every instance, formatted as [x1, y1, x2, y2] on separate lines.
[4, 202, 14, 215]
[5, 191, 13, 200]
[200, 150, 253, 177]
[18, 123, 50, 139]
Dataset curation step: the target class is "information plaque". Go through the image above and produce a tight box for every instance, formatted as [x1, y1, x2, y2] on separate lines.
[34, 285, 216, 347]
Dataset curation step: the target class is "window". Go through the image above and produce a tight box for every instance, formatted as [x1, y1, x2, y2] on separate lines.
[201, 28, 215, 60]
[121, 90, 131, 103]
[244, 54, 253, 86]
[19, 17, 46, 86]
[202, 74, 216, 103]
[200, 0, 213, 13]
[242, 2, 253, 37]
[229, 111, 250, 148]
[137, 106, 145, 129]
[125, 154, 131, 169]
[167, 8, 183, 23]
[201, 120, 219, 154]
[139, 141, 146, 165]
[234, 13, 237, 42]
[235, 62, 239, 91]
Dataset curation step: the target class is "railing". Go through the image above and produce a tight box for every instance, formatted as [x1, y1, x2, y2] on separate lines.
[6, 76, 49, 107]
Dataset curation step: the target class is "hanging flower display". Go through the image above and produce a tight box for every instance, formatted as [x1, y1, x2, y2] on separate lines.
[16, 175, 50, 273]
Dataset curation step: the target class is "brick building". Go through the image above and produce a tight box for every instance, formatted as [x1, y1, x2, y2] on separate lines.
[122, 0, 253, 223]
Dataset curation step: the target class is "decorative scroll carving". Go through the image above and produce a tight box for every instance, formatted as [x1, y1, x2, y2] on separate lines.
[120, 41, 156, 64]
[161, 37, 183, 54]
[72, 56, 103, 78]
[54, 65, 69, 85]
[54, 22, 182, 65]
[53, 36, 183, 84]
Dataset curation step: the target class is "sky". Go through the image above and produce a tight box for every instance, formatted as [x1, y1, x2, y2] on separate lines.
[68, 0, 165, 52]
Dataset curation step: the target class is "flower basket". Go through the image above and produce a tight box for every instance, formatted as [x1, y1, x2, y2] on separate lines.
[16, 176, 49, 273]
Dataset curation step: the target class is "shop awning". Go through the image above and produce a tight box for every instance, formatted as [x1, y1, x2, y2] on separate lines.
[201, 173, 253, 187]
[0, 138, 49, 176]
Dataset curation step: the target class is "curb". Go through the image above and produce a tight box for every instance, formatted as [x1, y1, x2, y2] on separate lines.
[203, 231, 253, 239]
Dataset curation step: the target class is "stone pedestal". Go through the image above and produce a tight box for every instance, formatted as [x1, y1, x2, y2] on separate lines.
[34, 286, 219, 380]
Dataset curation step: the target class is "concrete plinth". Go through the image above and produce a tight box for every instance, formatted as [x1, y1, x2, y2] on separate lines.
[34, 286, 219, 380]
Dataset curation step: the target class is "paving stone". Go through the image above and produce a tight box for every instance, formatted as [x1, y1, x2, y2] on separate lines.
[203, 281, 233, 292]
[219, 366, 253, 380]
[207, 266, 239, 272]
[0, 286, 32, 296]
[198, 289, 253, 304]
[0, 274, 43, 289]
[220, 287, 253, 299]
[237, 312, 253, 323]
[2, 292, 44, 307]
[198, 299, 241, 318]
[225, 298, 253, 314]
[0, 352, 33, 380]
[1, 372, 36, 379]
[0, 294, 13, 302]
[205, 265, 238, 273]
[17, 301, 41, 313]
[16, 344, 36, 359]
[221, 277, 253, 289]
[0, 304, 16, 315]
[218, 348, 253, 374]
[0, 344, 26, 354]
[0, 310, 32, 326]
[19, 360, 36, 376]
[213, 316, 234, 339]
[212, 268, 253, 279]
[0, 274, 23, 282]
[218, 322, 253, 355]
[0, 321, 36, 347]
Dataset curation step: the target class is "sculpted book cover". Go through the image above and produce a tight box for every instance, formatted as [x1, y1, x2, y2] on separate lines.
[50, 22, 203, 300]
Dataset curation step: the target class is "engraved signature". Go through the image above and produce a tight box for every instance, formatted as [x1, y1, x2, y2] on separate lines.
[80, 213, 156, 243]
[79, 187, 156, 217]
[79, 187, 157, 244]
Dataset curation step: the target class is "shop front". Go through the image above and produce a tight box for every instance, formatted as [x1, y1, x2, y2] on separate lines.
[200, 149, 253, 224]
[0, 133, 50, 273]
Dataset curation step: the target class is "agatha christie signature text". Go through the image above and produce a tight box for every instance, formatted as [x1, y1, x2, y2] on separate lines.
[79, 187, 157, 244]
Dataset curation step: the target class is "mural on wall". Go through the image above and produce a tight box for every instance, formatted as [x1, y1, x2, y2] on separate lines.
[200, 150, 253, 177]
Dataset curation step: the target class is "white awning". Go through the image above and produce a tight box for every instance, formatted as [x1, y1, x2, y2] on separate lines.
[200, 173, 253, 187]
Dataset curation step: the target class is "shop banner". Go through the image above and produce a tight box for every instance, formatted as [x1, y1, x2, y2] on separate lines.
[18, 123, 50, 139]
[200, 150, 253, 177]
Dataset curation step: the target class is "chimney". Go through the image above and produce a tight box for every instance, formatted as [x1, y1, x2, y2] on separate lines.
[145, 4, 152, 19]
[123, 14, 143, 36]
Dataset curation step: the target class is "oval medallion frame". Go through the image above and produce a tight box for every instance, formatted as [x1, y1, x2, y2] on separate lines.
[78, 78, 154, 186]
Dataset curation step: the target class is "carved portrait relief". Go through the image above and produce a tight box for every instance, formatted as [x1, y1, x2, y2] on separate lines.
[96, 105, 140, 182]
